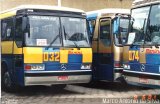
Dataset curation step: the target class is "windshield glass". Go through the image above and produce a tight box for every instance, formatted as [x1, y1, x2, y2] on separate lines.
[115, 18, 129, 45]
[145, 4, 160, 45]
[25, 16, 61, 46]
[61, 17, 90, 47]
[130, 6, 150, 45]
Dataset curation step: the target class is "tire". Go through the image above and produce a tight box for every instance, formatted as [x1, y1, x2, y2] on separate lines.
[117, 77, 128, 85]
[59, 84, 67, 89]
[1, 66, 19, 92]
[52, 84, 67, 89]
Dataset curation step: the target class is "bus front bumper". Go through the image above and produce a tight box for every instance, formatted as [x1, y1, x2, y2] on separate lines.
[123, 70, 160, 87]
[24, 70, 92, 86]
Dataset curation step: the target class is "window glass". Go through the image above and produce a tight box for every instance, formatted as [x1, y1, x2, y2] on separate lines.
[1, 18, 13, 40]
[25, 16, 61, 47]
[61, 17, 90, 47]
[145, 4, 160, 45]
[114, 18, 129, 45]
[130, 6, 150, 45]
[100, 20, 111, 46]
[1, 21, 7, 40]
[15, 17, 23, 47]
[88, 20, 96, 36]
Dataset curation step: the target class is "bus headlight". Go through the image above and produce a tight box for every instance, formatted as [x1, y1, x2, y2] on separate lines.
[123, 64, 130, 70]
[25, 64, 45, 70]
[81, 64, 91, 69]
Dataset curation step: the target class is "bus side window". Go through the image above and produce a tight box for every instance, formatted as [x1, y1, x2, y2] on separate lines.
[88, 20, 96, 40]
[1, 18, 14, 41]
[1, 20, 7, 40]
[15, 17, 23, 47]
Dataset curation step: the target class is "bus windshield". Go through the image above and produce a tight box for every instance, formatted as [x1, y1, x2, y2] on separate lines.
[130, 6, 150, 45]
[145, 4, 160, 45]
[25, 16, 61, 46]
[25, 16, 90, 47]
[61, 17, 90, 47]
[115, 18, 129, 45]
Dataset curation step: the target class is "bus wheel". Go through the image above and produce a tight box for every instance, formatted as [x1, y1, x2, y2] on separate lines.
[117, 77, 127, 86]
[52, 84, 67, 89]
[59, 84, 67, 89]
[2, 67, 18, 92]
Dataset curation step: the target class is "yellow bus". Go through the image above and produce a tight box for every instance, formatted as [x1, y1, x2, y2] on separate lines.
[123, 0, 160, 88]
[1, 5, 92, 91]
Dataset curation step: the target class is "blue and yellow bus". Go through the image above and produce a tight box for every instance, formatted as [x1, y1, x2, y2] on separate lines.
[123, 0, 160, 88]
[87, 9, 130, 82]
[1, 5, 92, 91]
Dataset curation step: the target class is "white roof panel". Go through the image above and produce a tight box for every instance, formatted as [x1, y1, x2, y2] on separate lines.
[132, 0, 160, 7]
[0, 5, 84, 14]
[87, 8, 130, 16]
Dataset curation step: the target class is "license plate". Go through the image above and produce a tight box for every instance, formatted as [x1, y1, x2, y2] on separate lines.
[58, 76, 68, 81]
[139, 78, 148, 84]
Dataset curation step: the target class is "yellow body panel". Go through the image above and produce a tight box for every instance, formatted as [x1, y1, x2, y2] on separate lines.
[13, 42, 23, 54]
[139, 48, 146, 63]
[1, 41, 23, 54]
[60, 48, 92, 63]
[123, 46, 130, 63]
[0, 11, 16, 19]
[60, 50, 69, 63]
[23, 47, 43, 63]
[92, 41, 98, 53]
[98, 41, 112, 53]
[113, 46, 123, 62]
[1, 41, 92, 64]
[1, 41, 13, 54]
[81, 48, 92, 63]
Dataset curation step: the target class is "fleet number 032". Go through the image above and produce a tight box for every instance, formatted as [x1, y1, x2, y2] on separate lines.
[43, 52, 60, 62]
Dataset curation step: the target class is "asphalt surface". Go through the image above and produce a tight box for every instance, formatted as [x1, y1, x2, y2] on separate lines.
[1, 81, 160, 104]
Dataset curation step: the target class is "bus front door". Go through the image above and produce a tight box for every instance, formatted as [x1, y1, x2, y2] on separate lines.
[97, 18, 113, 81]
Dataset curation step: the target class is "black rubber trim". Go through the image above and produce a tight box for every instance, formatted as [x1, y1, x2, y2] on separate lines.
[114, 69, 123, 73]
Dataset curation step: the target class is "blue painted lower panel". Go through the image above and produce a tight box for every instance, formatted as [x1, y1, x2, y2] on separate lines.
[16, 67, 24, 86]
[92, 53, 114, 81]
[129, 63, 160, 74]
[2, 54, 25, 86]
[146, 54, 160, 65]
[93, 64, 113, 81]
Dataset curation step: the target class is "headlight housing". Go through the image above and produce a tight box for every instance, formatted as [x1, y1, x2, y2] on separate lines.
[81, 64, 91, 69]
[25, 64, 45, 70]
[123, 64, 130, 70]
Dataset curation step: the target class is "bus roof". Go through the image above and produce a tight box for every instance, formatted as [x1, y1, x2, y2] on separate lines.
[0, 5, 84, 14]
[132, 0, 160, 8]
[0, 5, 85, 19]
[86, 8, 130, 20]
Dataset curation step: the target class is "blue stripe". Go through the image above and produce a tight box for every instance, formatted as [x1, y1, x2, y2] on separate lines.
[146, 54, 160, 64]
[87, 13, 98, 20]
[68, 54, 82, 63]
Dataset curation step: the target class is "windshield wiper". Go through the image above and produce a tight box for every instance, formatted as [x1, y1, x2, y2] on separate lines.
[46, 27, 61, 49]
[155, 43, 160, 48]
[63, 25, 78, 48]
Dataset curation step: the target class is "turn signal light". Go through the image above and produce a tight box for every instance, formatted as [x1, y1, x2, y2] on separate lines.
[25, 65, 31, 70]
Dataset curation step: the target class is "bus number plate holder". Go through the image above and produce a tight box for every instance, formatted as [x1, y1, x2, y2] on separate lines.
[139, 78, 148, 84]
[58, 76, 68, 81]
